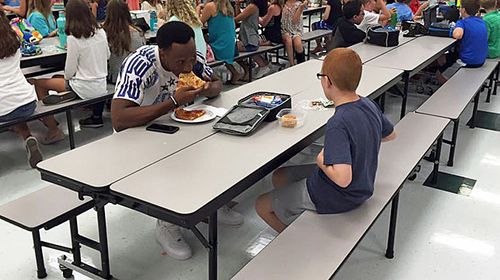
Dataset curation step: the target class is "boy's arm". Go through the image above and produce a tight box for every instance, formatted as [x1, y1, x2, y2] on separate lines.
[322, 5, 331, 21]
[380, 112, 396, 142]
[317, 150, 353, 188]
[382, 131, 396, 142]
[453, 20, 464, 39]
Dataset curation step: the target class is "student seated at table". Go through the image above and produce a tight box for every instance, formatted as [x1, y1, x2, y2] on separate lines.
[281, 0, 307, 65]
[436, 0, 488, 83]
[480, 0, 500, 58]
[255, 48, 396, 233]
[79, 0, 146, 128]
[386, 0, 413, 22]
[234, 0, 271, 80]
[329, 0, 366, 49]
[141, 0, 162, 12]
[1, 0, 27, 17]
[260, 0, 283, 46]
[199, 0, 243, 84]
[164, 0, 213, 80]
[30, 0, 110, 141]
[357, 0, 393, 32]
[310, 0, 343, 54]
[27, 0, 57, 38]
[0, 10, 43, 168]
[111, 22, 244, 260]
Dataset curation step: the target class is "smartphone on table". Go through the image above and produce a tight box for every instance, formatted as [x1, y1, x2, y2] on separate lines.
[146, 123, 180, 134]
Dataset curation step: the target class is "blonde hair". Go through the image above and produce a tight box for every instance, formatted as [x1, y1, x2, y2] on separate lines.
[164, 0, 202, 27]
[322, 48, 362, 92]
[214, 0, 234, 17]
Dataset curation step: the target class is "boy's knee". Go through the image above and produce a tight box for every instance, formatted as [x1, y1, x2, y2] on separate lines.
[255, 193, 271, 213]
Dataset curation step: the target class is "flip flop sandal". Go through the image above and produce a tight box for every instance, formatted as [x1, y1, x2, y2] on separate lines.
[42, 91, 77, 105]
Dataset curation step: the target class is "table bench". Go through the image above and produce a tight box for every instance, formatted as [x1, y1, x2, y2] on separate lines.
[231, 112, 450, 280]
[415, 60, 498, 166]
[301, 29, 332, 60]
[0, 91, 114, 150]
[0, 185, 94, 279]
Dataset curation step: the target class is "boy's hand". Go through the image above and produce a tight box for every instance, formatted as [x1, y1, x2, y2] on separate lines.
[316, 149, 325, 168]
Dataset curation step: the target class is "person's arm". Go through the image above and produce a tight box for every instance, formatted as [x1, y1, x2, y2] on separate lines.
[200, 74, 222, 98]
[382, 131, 396, 142]
[322, 5, 331, 21]
[292, 1, 308, 25]
[453, 20, 464, 39]
[111, 86, 203, 132]
[380, 111, 396, 142]
[235, 4, 257, 23]
[316, 149, 353, 188]
[199, 2, 215, 25]
[376, 0, 392, 23]
[344, 24, 366, 44]
[3, 0, 28, 17]
[413, 1, 428, 20]
[64, 36, 78, 80]
[260, 4, 279, 26]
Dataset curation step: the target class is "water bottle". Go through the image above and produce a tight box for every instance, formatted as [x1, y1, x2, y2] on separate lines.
[149, 10, 157, 31]
[390, 12, 398, 28]
[56, 11, 67, 49]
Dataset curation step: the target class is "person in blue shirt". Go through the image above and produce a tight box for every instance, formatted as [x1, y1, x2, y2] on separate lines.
[387, 0, 414, 22]
[255, 48, 396, 233]
[436, 0, 488, 83]
[27, 0, 57, 37]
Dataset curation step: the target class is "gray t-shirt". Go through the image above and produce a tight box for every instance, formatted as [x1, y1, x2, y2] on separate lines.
[108, 28, 146, 83]
[239, 8, 259, 47]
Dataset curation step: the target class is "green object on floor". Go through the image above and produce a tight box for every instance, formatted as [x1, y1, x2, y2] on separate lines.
[467, 110, 500, 132]
[423, 172, 476, 196]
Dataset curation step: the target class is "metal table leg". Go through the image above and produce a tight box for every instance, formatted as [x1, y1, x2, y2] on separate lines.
[65, 110, 75, 149]
[385, 191, 400, 259]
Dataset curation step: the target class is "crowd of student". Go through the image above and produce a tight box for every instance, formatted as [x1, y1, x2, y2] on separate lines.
[1, 0, 500, 265]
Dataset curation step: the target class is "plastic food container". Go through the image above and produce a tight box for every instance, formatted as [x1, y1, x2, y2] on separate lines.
[276, 109, 306, 128]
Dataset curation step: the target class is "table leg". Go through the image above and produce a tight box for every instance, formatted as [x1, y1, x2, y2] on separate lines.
[96, 206, 111, 279]
[248, 57, 253, 82]
[209, 212, 218, 280]
[447, 119, 459, 167]
[400, 73, 409, 119]
[470, 90, 480, 129]
[385, 191, 400, 259]
[65, 110, 75, 150]
[432, 134, 443, 185]
[32, 230, 48, 279]
[486, 73, 494, 103]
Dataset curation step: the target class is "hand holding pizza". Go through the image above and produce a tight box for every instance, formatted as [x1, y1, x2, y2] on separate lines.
[173, 86, 203, 106]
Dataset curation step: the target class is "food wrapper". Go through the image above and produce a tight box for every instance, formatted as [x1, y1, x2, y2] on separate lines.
[251, 95, 284, 108]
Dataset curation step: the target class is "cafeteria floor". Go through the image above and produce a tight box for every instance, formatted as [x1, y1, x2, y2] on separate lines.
[1, 80, 500, 280]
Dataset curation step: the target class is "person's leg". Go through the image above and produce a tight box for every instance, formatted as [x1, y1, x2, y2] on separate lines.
[282, 33, 295, 66]
[30, 77, 65, 140]
[12, 123, 44, 168]
[293, 36, 306, 64]
[311, 21, 325, 53]
[255, 193, 287, 233]
[272, 164, 316, 188]
[79, 102, 105, 128]
[155, 220, 192, 260]
[226, 64, 242, 84]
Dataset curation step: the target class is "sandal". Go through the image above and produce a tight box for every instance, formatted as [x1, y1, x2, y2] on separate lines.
[40, 130, 65, 145]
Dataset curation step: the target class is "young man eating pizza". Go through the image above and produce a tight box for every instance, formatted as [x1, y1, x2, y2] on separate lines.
[111, 21, 244, 260]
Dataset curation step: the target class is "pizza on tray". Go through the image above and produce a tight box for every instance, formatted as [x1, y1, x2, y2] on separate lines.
[174, 108, 206, 121]
[176, 72, 206, 89]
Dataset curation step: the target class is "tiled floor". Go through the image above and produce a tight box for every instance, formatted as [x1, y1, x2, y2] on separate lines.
[1, 69, 500, 280]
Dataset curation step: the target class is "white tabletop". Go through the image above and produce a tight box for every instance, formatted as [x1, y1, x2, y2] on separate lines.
[20, 37, 66, 63]
[231, 112, 450, 280]
[37, 60, 324, 188]
[416, 60, 498, 119]
[366, 36, 456, 72]
[110, 89, 334, 215]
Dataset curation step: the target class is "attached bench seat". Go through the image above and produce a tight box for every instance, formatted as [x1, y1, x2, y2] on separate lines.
[415, 60, 498, 166]
[301, 29, 332, 60]
[232, 112, 450, 280]
[0, 185, 94, 278]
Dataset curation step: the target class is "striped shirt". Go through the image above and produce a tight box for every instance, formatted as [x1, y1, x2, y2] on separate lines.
[113, 45, 213, 107]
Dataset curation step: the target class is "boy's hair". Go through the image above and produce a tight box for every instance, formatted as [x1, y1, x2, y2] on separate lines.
[322, 48, 362, 92]
[156, 21, 195, 50]
[0, 10, 20, 59]
[65, 0, 100, 38]
[480, 0, 497, 10]
[461, 0, 481, 16]
[343, 0, 362, 20]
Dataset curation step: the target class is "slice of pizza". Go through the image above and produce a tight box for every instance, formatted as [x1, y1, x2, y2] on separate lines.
[176, 72, 206, 90]
[174, 108, 206, 121]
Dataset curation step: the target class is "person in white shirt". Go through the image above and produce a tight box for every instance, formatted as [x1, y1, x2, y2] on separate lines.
[0, 10, 43, 168]
[112, 21, 244, 261]
[356, 0, 393, 32]
[31, 0, 110, 142]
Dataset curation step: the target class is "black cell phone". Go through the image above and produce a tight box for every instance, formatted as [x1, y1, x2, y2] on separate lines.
[146, 123, 180, 134]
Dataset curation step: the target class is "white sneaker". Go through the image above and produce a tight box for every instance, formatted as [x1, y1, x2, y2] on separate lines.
[155, 221, 192, 260]
[218, 206, 244, 226]
[25, 136, 43, 168]
[254, 66, 271, 79]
